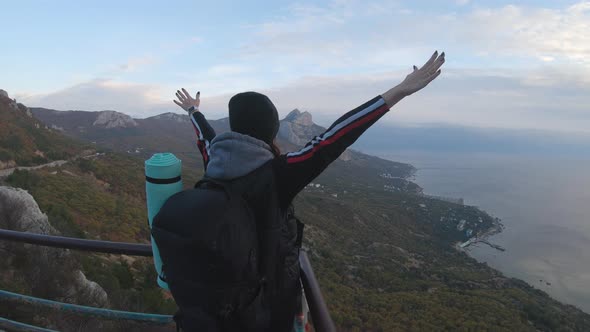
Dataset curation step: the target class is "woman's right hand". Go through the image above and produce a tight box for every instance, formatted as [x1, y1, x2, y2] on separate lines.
[173, 88, 200, 113]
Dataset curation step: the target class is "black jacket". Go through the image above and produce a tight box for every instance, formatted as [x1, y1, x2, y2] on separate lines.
[190, 95, 391, 209]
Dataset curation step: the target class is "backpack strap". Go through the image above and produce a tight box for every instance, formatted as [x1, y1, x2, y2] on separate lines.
[288, 204, 305, 248]
[194, 177, 236, 202]
[173, 309, 183, 332]
[295, 217, 305, 248]
[195, 177, 225, 190]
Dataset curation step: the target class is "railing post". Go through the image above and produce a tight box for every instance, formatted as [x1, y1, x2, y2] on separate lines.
[299, 250, 336, 332]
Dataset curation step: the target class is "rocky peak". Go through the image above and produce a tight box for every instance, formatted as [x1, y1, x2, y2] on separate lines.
[279, 109, 324, 146]
[151, 112, 188, 123]
[284, 109, 314, 126]
[284, 109, 301, 121]
[0, 89, 32, 117]
[93, 110, 138, 128]
[278, 109, 353, 162]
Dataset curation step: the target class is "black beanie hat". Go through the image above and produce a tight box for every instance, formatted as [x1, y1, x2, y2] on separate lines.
[229, 91, 279, 145]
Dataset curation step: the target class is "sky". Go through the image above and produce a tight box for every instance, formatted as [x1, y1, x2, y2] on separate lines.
[1, 0, 590, 135]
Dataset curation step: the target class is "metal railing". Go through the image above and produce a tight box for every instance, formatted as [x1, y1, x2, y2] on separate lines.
[0, 289, 173, 324]
[0, 228, 336, 331]
[0, 316, 58, 332]
[0, 228, 152, 256]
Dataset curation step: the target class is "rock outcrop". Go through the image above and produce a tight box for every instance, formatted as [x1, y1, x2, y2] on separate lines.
[150, 112, 188, 123]
[283, 109, 314, 126]
[63, 271, 109, 307]
[0, 89, 29, 115]
[0, 186, 108, 307]
[279, 109, 325, 146]
[279, 109, 353, 161]
[92, 111, 137, 129]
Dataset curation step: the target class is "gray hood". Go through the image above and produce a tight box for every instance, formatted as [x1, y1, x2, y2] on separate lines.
[205, 131, 274, 180]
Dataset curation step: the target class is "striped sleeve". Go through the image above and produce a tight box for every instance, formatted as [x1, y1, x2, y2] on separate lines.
[276, 96, 390, 206]
[189, 111, 216, 170]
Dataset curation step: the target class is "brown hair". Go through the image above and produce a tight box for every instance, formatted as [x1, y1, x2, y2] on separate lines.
[271, 141, 281, 158]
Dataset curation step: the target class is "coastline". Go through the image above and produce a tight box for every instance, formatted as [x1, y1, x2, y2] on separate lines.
[387, 152, 590, 314]
[401, 162, 506, 253]
[455, 216, 505, 252]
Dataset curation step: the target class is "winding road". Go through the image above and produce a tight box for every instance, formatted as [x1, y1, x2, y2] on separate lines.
[0, 153, 104, 178]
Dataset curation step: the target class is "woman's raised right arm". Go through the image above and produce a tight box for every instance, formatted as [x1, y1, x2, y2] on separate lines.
[174, 89, 216, 170]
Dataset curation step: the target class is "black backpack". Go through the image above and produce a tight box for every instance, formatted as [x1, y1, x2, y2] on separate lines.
[151, 162, 303, 332]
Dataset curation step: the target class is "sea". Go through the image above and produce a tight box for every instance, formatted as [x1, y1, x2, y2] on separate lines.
[367, 150, 590, 313]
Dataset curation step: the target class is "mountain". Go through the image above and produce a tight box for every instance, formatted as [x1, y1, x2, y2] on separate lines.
[279, 108, 325, 146]
[0, 90, 86, 169]
[31, 106, 418, 192]
[1, 97, 589, 330]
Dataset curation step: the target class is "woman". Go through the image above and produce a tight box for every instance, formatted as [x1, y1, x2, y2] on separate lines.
[170, 51, 445, 331]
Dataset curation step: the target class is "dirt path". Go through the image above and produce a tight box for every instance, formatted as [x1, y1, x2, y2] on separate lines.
[0, 153, 104, 178]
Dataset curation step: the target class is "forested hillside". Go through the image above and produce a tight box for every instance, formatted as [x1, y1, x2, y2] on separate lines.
[0, 90, 87, 169]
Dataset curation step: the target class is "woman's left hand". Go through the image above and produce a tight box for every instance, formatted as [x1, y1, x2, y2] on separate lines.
[381, 51, 445, 107]
[174, 88, 200, 113]
[396, 51, 445, 97]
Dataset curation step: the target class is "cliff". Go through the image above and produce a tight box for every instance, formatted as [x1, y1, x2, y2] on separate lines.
[0, 186, 108, 307]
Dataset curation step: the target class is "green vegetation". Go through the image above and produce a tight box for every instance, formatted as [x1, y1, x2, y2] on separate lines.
[0, 98, 84, 166]
[77, 254, 176, 314]
[6, 152, 587, 330]
[2, 152, 204, 320]
[5, 169, 41, 190]
[295, 187, 590, 331]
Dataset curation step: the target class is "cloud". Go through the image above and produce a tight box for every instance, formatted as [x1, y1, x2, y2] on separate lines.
[17, 64, 590, 135]
[237, 1, 381, 69]
[160, 36, 203, 53]
[186, 67, 590, 134]
[88, 55, 160, 80]
[117, 56, 158, 73]
[207, 0, 590, 135]
[207, 64, 253, 76]
[239, 0, 590, 74]
[453, 3, 590, 66]
[17, 79, 171, 118]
